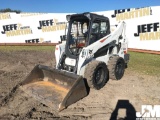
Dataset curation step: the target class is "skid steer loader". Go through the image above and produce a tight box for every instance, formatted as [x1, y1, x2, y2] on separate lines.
[20, 12, 129, 112]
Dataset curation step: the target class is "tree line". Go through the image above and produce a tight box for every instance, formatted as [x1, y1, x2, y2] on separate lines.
[0, 8, 21, 13]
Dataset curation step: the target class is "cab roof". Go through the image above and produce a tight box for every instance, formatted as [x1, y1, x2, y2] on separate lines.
[66, 12, 109, 22]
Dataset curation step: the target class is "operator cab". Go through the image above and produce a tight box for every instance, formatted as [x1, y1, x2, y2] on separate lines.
[65, 12, 110, 58]
[58, 13, 110, 72]
[66, 14, 89, 57]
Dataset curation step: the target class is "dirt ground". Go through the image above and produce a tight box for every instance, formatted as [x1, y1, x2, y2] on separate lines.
[0, 50, 160, 120]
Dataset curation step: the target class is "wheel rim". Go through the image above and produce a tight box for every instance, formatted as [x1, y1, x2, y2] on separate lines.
[95, 67, 105, 85]
[115, 60, 124, 79]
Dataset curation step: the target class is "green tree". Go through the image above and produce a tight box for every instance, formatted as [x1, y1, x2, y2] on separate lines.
[0, 8, 21, 13]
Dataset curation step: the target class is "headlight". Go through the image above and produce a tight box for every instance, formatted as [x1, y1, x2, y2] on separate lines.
[84, 13, 91, 20]
[66, 15, 71, 21]
[81, 49, 86, 58]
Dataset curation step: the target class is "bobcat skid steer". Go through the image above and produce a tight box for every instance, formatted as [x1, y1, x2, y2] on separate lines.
[20, 12, 129, 112]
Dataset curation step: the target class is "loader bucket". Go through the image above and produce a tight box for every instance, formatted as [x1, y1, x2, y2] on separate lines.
[20, 65, 88, 111]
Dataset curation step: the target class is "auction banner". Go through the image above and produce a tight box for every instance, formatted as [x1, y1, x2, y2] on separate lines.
[0, 6, 160, 51]
[0, 13, 68, 43]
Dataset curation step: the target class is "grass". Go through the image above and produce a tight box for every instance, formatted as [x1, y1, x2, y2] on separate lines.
[0, 46, 160, 76]
[0, 46, 55, 51]
[128, 51, 160, 77]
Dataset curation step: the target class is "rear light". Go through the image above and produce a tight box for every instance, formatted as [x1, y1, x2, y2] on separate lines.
[100, 39, 106, 43]
[55, 47, 58, 50]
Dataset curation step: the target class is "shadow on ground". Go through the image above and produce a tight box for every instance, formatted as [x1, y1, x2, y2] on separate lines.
[110, 100, 136, 120]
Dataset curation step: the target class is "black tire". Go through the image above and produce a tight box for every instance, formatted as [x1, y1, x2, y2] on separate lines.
[108, 56, 125, 80]
[84, 61, 109, 90]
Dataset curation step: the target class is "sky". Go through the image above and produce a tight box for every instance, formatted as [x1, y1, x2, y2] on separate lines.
[0, 0, 160, 13]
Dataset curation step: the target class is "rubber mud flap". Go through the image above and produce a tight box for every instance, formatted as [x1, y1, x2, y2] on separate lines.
[20, 64, 88, 111]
